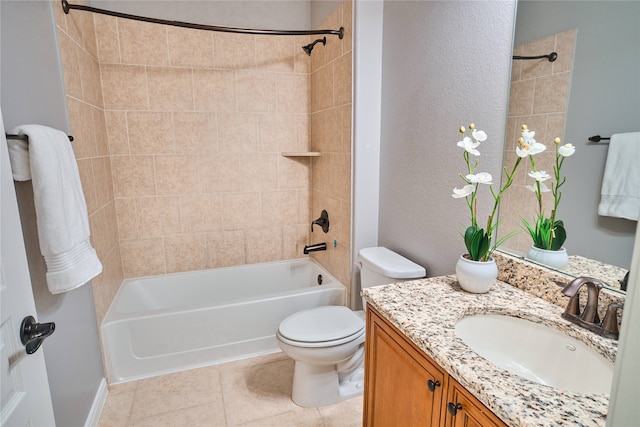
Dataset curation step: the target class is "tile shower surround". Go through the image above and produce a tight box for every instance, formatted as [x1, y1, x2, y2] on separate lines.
[498, 29, 576, 253]
[54, 0, 353, 327]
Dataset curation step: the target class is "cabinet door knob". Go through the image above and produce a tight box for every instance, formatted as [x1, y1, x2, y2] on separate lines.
[447, 402, 462, 416]
[427, 379, 441, 392]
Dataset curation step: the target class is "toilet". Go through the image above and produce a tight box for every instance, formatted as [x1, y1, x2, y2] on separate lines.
[276, 247, 426, 407]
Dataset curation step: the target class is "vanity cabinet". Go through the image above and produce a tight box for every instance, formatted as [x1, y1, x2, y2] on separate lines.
[364, 306, 507, 427]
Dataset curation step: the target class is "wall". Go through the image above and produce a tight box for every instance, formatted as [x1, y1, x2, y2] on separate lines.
[309, 1, 353, 296]
[0, 1, 105, 426]
[512, 1, 639, 268]
[377, 1, 516, 277]
[54, 0, 124, 329]
[93, 14, 312, 279]
[499, 29, 576, 253]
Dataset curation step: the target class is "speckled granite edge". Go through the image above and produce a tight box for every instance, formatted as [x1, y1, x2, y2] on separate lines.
[363, 276, 618, 427]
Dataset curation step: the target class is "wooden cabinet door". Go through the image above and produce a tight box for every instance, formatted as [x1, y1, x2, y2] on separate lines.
[364, 308, 446, 427]
[444, 377, 507, 427]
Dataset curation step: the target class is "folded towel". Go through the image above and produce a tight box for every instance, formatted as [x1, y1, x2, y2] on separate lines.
[8, 124, 102, 294]
[598, 132, 640, 221]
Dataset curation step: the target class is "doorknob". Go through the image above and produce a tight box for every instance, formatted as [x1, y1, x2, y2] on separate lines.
[20, 316, 55, 355]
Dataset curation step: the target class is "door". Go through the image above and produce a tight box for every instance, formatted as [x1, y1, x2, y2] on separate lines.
[0, 114, 56, 426]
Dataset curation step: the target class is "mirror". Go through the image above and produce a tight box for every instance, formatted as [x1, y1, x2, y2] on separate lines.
[497, 1, 640, 293]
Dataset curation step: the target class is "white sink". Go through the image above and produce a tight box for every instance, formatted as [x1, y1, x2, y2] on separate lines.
[455, 314, 614, 395]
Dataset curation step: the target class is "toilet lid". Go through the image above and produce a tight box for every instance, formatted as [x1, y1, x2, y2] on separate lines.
[278, 306, 365, 343]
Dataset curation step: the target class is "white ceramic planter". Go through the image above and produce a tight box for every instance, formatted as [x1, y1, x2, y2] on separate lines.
[526, 246, 569, 270]
[455, 255, 498, 294]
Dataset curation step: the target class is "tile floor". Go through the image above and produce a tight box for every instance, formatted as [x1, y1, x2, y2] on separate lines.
[97, 352, 364, 426]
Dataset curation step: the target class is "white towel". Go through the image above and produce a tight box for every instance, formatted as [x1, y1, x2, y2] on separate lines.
[598, 132, 640, 221]
[8, 124, 102, 294]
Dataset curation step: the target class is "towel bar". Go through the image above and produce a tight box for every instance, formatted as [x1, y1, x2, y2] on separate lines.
[588, 135, 610, 143]
[5, 133, 74, 142]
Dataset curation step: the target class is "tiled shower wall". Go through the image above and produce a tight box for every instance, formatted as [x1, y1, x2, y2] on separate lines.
[55, 0, 353, 322]
[498, 29, 576, 253]
[309, 1, 352, 295]
[54, 2, 123, 324]
[94, 18, 314, 278]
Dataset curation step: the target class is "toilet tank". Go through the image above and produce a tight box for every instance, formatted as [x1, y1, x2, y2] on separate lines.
[358, 247, 426, 290]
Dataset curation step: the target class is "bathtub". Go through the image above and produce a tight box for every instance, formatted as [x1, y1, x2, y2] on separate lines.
[102, 258, 346, 384]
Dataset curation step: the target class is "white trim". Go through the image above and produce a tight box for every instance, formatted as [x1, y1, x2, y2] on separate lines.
[84, 378, 108, 427]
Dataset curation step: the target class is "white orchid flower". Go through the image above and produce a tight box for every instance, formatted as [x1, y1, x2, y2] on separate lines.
[457, 137, 481, 156]
[528, 142, 547, 155]
[528, 170, 551, 182]
[525, 182, 550, 193]
[558, 143, 576, 157]
[466, 172, 493, 184]
[521, 129, 536, 145]
[452, 185, 475, 198]
[471, 129, 487, 142]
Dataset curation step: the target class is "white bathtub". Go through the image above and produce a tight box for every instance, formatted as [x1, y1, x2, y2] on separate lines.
[102, 258, 346, 384]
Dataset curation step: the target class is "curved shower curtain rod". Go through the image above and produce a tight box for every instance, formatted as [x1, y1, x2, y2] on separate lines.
[512, 52, 558, 62]
[61, 0, 344, 39]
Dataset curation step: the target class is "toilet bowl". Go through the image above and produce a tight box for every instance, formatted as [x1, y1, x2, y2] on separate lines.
[276, 247, 426, 407]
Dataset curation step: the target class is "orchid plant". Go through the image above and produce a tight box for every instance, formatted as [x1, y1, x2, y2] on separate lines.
[520, 125, 576, 251]
[452, 124, 527, 262]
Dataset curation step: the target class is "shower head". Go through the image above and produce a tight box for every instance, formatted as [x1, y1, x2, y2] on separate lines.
[302, 37, 326, 56]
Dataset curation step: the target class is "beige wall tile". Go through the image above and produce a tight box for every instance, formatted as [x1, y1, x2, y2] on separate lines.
[115, 198, 138, 240]
[68, 98, 98, 159]
[533, 72, 571, 114]
[245, 228, 283, 264]
[118, 19, 168, 66]
[339, 104, 351, 154]
[111, 155, 156, 197]
[262, 190, 302, 225]
[294, 35, 311, 74]
[167, 27, 214, 68]
[323, 107, 342, 153]
[214, 32, 255, 70]
[236, 70, 277, 112]
[258, 114, 303, 153]
[197, 153, 243, 193]
[206, 230, 246, 268]
[521, 35, 555, 80]
[92, 107, 109, 156]
[282, 224, 308, 259]
[93, 156, 114, 209]
[192, 68, 236, 112]
[179, 194, 223, 233]
[154, 155, 200, 195]
[101, 64, 148, 110]
[342, 0, 353, 54]
[173, 112, 218, 155]
[135, 196, 181, 238]
[77, 158, 97, 214]
[277, 73, 309, 113]
[89, 207, 109, 261]
[278, 157, 310, 189]
[310, 111, 326, 151]
[333, 53, 352, 107]
[255, 36, 295, 72]
[511, 44, 523, 82]
[94, 15, 120, 64]
[508, 79, 535, 117]
[553, 29, 577, 74]
[323, 4, 344, 63]
[127, 111, 175, 154]
[78, 48, 103, 107]
[120, 238, 166, 277]
[217, 112, 258, 153]
[57, 29, 83, 100]
[311, 65, 333, 112]
[163, 234, 207, 274]
[221, 192, 262, 230]
[147, 67, 194, 112]
[243, 153, 278, 191]
[546, 113, 567, 142]
[104, 110, 130, 155]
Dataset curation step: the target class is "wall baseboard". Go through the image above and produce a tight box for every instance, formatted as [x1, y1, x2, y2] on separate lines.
[85, 378, 108, 427]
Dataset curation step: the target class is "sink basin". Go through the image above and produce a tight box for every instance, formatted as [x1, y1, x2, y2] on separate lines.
[455, 315, 614, 394]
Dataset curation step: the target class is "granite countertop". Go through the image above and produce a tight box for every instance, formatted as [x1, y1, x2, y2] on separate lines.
[362, 276, 618, 427]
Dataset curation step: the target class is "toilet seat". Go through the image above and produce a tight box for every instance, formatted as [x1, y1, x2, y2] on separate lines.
[278, 306, 365, 348]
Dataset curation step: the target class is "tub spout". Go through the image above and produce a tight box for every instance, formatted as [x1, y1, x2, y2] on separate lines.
[304, 242, 327, 254]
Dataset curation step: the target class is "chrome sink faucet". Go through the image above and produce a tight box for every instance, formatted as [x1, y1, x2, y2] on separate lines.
[561, 277, 623, 339]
